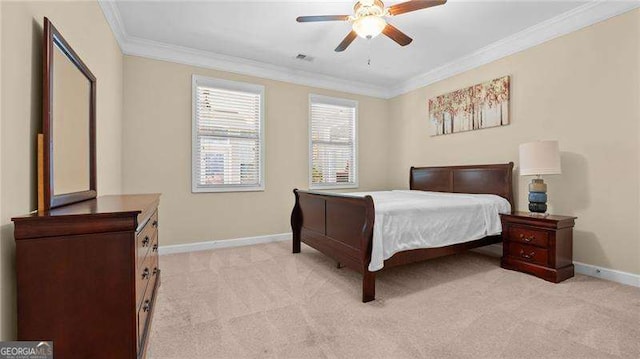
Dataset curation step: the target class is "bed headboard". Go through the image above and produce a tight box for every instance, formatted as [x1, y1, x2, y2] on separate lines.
[410, 162, 514, 210]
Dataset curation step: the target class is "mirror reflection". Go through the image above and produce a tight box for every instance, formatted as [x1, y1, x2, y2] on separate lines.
[52, 42, 91, 195]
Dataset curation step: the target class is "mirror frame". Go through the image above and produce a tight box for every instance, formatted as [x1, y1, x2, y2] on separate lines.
[41, 17, 97, 210]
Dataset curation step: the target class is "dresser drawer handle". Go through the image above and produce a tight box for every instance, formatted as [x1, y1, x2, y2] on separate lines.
[142, 236, 150, 247]
[152, 220, 158, 228]
[142, 267, 150, 279]
[143, 299, 151, 312]
[519, 249, 536, 260]
[153, 267, 158, 276]
[152, 244, 158, 252]
[519, 234, 534, 242]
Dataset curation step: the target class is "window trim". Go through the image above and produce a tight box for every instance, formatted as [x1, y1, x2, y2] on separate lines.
[191, 75, 266, 193]
[308, 94, 359, 190]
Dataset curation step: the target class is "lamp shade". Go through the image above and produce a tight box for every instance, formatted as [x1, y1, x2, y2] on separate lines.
[519, 140, 561, 176]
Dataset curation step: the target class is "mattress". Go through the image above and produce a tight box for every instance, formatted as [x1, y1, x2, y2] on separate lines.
[346, 190, 512, 271]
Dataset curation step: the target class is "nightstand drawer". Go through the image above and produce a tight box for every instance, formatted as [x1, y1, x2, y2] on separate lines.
[506, 242, 549, 266]
[508, 225, 549, 248]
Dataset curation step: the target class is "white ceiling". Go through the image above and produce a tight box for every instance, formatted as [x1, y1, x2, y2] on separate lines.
[102, 1, 638, 97]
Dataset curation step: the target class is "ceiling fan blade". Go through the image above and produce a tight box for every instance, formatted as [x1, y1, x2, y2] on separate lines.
[297, 15, 350, 23]
[335, 31, 358, 52]
[382, 24, 413, 46]
[387, 0, 447, 16]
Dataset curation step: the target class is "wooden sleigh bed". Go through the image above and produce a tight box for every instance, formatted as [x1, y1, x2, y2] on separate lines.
[291, 163, 514, 302]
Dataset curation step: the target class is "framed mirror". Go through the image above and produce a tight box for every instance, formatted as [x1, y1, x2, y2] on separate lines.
[39, 18, 96, 211]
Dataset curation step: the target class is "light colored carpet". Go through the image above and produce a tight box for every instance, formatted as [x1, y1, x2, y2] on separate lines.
[148, 241, 640, 359]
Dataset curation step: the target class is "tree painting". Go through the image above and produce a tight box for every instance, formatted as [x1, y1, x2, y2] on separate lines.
[429, 76, 510, 136]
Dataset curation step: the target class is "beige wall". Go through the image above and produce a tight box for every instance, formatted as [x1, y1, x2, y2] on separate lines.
[638, 10, 640, 277]
[0, 1, 123, 339]
[122, 56, 389, 245]
[388, 10, 640, 275]
[0, 0, 4, 341]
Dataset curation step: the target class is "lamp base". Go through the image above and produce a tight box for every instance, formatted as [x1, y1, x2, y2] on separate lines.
[528, 212, 550, 218]
[528, 178, 548, 214]
[529, 202, 547, 213]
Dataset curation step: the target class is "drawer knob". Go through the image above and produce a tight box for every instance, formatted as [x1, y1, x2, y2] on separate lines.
[152, 244, 158, 252]
[143, 300, 151, 312]
[519, 234, 534, 242]
[142, 267, 150, 279]
[519, 249, 536, 260]
[152, 220, 158, 228]
[153, 267, 158, 276]
[142, 236, 150, 247]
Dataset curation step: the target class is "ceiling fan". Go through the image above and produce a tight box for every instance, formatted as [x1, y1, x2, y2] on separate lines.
[297, 0, 447, 52]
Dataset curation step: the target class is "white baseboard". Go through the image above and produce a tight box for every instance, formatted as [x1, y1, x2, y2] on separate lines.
[161, 236, 640, 288]
[473, 243, 640, 288]
[158, 232, 291, 255]
[573, 261, 640, 288]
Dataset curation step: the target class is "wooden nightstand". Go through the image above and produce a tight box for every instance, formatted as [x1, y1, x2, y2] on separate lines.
[500, 212, 577, 283]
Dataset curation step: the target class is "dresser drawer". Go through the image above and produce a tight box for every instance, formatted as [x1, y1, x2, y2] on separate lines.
[136, 241, 156, 310]
[506, 242, 549, 266]
[150, 230, 159, 257]
[508, 225, 549, 248]
[136, 210, 158, 268]
[138, 268, 158, 350]
[149, 249, 159, 285]
[137, 295, 151, 350]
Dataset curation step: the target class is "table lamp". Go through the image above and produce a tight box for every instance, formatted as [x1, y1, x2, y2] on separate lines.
[519, 140, 561, 215]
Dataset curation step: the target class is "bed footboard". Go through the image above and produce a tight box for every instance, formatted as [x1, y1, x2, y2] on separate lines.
[291, 189, 376, 302]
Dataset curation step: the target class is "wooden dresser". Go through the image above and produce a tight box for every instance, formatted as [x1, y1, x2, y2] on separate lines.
[500, 212, 577, 283]
[12, 194, 161, 359]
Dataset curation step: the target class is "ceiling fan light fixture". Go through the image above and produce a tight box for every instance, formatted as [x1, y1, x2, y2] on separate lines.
[352, 15, 386, 39]
[297, 0, 447, 51]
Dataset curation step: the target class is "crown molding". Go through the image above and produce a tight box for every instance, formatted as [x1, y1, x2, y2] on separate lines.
[99, 0, 639, 100]
[387, 0, 640, 98]
[97, 1, 390, 98]
[98, 0, 128, 50]
[120, 35, 391, 98]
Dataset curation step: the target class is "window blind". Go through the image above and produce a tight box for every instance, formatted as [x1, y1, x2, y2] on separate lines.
[192, 76, 264, 192]
[310, 96, 357, 188]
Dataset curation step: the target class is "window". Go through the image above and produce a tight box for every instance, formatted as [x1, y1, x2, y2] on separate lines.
[309, 95, 358, 189]
[192, 75, 265, 192]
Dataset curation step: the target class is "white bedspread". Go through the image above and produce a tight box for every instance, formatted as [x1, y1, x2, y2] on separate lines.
[346, 190, 511, 271]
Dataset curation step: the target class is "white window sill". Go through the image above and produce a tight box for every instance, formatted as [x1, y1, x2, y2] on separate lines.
[192, 185, 265, 193]
[309, 183, 359, 191]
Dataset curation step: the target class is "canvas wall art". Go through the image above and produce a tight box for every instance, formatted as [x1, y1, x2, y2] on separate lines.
[429, 76, 510, 136]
